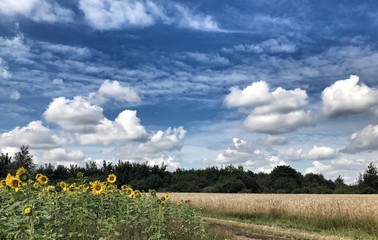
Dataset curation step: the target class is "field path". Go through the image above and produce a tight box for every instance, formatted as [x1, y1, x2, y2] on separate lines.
[203, 217, 352, 240]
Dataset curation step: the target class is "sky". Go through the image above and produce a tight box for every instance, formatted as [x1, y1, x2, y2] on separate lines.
[0, 0, 378, 184]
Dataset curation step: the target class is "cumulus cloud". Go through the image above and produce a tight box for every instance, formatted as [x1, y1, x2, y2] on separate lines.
[341, 124, 378, 153]
[0, 0, 73, 23]
[142, 154, 180, 171]
[213, 138, 286, 173]
[138, 127, 186, 154]
[88, 80, 141, 105]
[305, 161, 331, 174]
[76, 110, 148, 145]
[0, 121, 64, 149]
[44, 96, 104, 133]
[322, 75, 378, 117]
[10, 90, 21, 100]
[284, 146, 336, 161]
[225, 81, 315, 134]
[39, 148, 85, 166]
[78, 0, 222, 31]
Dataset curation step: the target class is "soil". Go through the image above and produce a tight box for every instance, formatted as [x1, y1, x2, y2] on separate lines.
[203, 217, 351, 240]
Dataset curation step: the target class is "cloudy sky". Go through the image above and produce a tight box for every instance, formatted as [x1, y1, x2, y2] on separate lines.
[1, 0, 378, 183]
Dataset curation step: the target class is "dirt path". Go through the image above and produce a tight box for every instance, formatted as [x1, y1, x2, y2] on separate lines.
[203, 217, 352, 240]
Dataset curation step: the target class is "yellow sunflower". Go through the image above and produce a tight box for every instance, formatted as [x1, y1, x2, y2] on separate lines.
[107, 174, 117, 183]
[16, 167, 26, 176]
[121, 185, 127, 190]
[0, 179, 5, 188]
[22, 205, 32, 216]
[6, 174, 20, 191]
[125, 187, 133, 195]
[164, 193, 170, 200]
[37, 174, 48, 184]
[35, 173, 42, 181]
[91, 181, 105, 194]
[59, 181, 67, 190]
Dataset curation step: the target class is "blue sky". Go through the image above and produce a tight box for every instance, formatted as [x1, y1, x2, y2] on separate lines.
[1, 0, 378, 183]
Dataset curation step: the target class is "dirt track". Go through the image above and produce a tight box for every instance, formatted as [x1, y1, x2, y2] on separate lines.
[204, 217, 351, 240]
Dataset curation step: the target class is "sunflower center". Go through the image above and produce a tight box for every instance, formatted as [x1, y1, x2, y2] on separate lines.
[12, 179, 19, 188]
[95, 185, 101, 191]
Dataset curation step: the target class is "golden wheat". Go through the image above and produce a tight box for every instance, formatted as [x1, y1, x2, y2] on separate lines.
[169, 193, 378, 224]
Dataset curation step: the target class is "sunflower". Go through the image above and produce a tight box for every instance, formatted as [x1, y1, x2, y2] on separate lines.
[19, 172, 29, 182]
[37, 174, 48, 184]
[176, 200, 183, 206]
[107, 174, 117, 183]
[59, 181, 67, 190]
[121, 185, 127, 190]
[0, 179, 6, 188]
[125, 187, 133, 195]
[6, 174, 20, 190]
[164, 193, 170, 200]
[35, 173, 42, 181]
[16, 167, 27, 176]
[91, 181, 105, 194]
[128, 191, 136, 199]
[22, 205, 32, 216]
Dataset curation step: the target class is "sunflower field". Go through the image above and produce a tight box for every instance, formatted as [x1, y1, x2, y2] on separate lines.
[0, 168, 207, 240]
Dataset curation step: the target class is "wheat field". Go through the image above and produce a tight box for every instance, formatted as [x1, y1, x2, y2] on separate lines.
[168, 193, 378, 225]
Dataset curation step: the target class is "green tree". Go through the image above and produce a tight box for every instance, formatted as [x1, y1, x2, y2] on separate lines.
[0, 153, 12, 177]
[10, 146, 35, 173]
[359, 162, 378, 192]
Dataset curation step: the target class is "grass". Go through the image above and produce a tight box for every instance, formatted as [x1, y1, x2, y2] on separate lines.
[169, 193, 378, 239]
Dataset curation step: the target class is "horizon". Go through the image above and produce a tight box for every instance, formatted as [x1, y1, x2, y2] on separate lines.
[1, 0, 378, 184]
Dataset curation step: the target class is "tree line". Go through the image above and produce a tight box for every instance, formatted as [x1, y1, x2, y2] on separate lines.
[1, 146, 377, 194]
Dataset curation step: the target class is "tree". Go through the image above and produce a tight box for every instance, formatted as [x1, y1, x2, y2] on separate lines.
[268, 165, 303, 193]
[10, 146, 35, 173]
[0, 153, 12, 177]
[359, 162, 378, 192]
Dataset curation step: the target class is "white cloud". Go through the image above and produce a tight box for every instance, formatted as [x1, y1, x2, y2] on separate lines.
[0, 0, 73, 23]
[184, 52, 229, 65]
[225, 81, 315, 134]
[76, 110, 148, 145]
[341, 124, 378, 153]
[0, 35, 34, 64]
[0, 58, 11, 79]
[263, 135, 287, 145]
[308, 146, 336, 160]
[39, 148, 85, 166]
[89, 80, 141, 105]
[284, 145, 336, 161]
[244, 110, 314, 134]
[52, 78, 64, 85]
[0, 147, 19, 157]
[213, 138, 286, 173]
[78, 0, 222, 31]
[224, 81, 271, 108]
[143, 154, 180, 172]
[79, 0, 157, 30]
[44, 96, 104, 133]
[0, 121, 64, 149]
[322, 75, 378, 117]
[223, 37, 297, 54]
[138, 127, 186, 154]
[173, 4, 221, 32]
[305, 161, 331, 174]
[10, 90, 21, 100]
